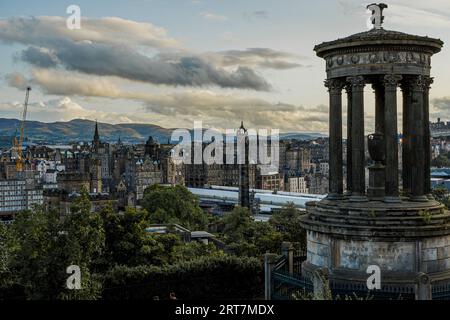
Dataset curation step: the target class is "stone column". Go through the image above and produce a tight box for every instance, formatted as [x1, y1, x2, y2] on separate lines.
[401, 80, 413, 195]
[345, 84, 353, 195]
[347, 76, 367, 202]
[373, 82, 385, 135]
[410, 76, 428, 202]
[281, 242, 295, 276]
[384, 75, 402, 202]
[415, 273, 432, 300]
[313, 267, 331, 300]
[325, 79, 345, 199]
[264, 253, 279, 300]
[423, 76, 434, 198]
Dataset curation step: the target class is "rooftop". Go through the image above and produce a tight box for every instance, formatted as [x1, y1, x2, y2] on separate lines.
[315, 28, 443, 57]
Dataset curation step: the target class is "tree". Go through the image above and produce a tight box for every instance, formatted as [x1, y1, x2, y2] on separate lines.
[221, 207, 254, 244]
[101, 205, 153, 267]
[0, 223, 14, 289]
[99, 195, 227, 266]
[60, 187, 105, 299]
[9, 205, 61, 299]
[147, 233, 184, 266]
[9, 187, 105, 300]
[101, 255, 263, 300]
[432, 186, 450, 209]
[269, 203, 307, 250]
[171, 241, 224, 263]
[431, 155, 450, 168]
[221, 207, 283, 257]
[141, 185, 209, 230]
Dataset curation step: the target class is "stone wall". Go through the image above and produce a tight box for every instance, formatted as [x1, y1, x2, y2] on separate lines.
[421, 236, 450, 273]
[336, 240, 415, 272]
[306, 231, 331, 268]
[307, 231, 450, 276]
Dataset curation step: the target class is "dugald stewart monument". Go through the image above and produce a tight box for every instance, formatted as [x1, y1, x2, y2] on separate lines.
[300, 3, 450, 299]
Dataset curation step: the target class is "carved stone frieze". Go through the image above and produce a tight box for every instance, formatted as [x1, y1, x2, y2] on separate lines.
[325, 51, 431, 71]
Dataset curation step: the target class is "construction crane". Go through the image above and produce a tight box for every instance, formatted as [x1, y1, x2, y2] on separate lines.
[12, 87, 31, 172]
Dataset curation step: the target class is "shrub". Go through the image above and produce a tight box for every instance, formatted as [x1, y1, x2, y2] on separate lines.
[101, 255, 263, 300]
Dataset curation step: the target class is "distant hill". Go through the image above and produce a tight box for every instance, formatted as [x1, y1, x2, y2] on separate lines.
[0, 118, 326, 147]
[279, 132, 326, 141]
[0, 118, 174, 146]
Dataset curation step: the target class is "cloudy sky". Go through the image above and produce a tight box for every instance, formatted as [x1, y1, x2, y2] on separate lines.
[1, 0, 450, 133]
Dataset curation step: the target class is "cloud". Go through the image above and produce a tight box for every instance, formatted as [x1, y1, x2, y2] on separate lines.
[432, 97, 450, 111]
[4, 72, 29, 90]
[431, 97, 450, 120]
[0, 15, 319, 131]
[25, 69, 124, 97]
[206, 48, 306, 70]
[336, 1, 450, 29]
[252, 10, 269, 19]
[244, 10, 269, 21]
[19, 46, 59, 68]
[336, 0, 364, 16]
[0, 16, 271, 91]
[18, 42, 271, 90]
[143, 90, 329, 131]
[41, 41, 268, 91]
[389, 4, 450, 28]
[0, 89, 329, 132]
[5, 69, 327, 132]
[0, 16, 179, 49]
[220, 32, 238, 43]
[0, 97, 139, 124]
[200, 12, 228, 21]
[422, 97, 450, 127]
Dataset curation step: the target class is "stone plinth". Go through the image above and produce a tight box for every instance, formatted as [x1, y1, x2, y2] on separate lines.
[300, 199, 450, 286]
[368, 163, 385, 200]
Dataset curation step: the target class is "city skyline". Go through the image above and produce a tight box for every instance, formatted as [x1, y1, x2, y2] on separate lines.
[1, 0, 450, 133]
[3, 1, 450, 304]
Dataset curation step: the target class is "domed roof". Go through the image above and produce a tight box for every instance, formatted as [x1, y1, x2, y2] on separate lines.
[315, 28, 443, 57]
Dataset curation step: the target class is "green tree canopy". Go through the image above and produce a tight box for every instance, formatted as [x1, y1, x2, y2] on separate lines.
[9, 205, 61, 299]
[101, 255, 263, 300]
[0, 223, 15, 289]
[220, 206, 283, 257]
[269, 203, 307, 250]
[1, 187, 269, 301]
[100, 205, 155, 267]
[9, 187, 105, 300]
[141, 185, 209, 230]
[100, 202, 220, 267]
[431, 155, 450, 168]
[432, 186, 450, 209]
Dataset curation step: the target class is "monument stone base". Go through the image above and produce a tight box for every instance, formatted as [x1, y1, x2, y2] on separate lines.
[300, 199, 450, 292]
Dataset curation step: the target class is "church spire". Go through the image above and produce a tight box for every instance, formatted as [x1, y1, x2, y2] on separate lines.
[93, 120, 100, 152]
[93, 120, 100, 143]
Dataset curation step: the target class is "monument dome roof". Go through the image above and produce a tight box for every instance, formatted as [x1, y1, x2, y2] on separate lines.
[315, 28, 443, 57]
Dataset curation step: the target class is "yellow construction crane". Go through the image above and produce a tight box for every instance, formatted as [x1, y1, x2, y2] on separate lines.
[13, 87, 31, 172]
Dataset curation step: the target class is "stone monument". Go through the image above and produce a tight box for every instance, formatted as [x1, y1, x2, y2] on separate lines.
[238, 121, 251, 209]
[300, 3, 450, 298]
